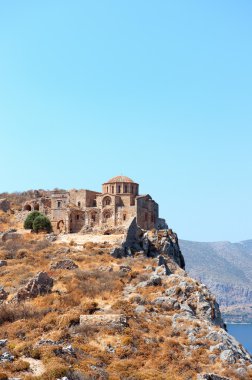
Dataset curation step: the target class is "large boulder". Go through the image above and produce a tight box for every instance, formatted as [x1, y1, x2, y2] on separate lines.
[50, 259, 78, 270]
[1, 231, 21, 242]
[0, 199, 10, 212]
[80, 314, 128, 329]
[16, 272, 53, 301]
[197, 375, 231, 380]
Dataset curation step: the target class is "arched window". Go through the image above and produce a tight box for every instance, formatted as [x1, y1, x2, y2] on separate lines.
[123, 214, 127, 221]
[112, 186, 114, 194]
[78, 201, 81, 207]
[103, 196, 112, 206]
[57, 201, 61, 208]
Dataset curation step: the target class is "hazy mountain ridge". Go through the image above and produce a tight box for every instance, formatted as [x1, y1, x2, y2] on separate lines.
[180, 239, 252, 322]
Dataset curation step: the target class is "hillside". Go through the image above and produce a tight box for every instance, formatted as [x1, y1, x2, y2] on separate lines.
[0, 201, 251, 379]
[180, 239, 252, 323]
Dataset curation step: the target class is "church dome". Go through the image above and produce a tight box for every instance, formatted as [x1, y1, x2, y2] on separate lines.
[106, 175, 134, 184]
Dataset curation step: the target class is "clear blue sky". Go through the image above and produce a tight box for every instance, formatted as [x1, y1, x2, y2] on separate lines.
[0, 1, 251, 242]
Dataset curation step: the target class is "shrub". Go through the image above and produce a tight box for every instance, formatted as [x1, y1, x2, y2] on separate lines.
[33, 215, 52, 233]
[24, 211, 41, 229]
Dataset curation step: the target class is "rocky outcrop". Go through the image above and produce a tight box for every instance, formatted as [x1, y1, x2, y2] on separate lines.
[80, 314, 128, 328]
[111, 221, 185, 270]
[0, 198, 10, 212]
[197, 375, 231, 380]
[1, 230, 21, 242]
[15, 272, 53, 301]
[50, 259, 78, 270]
[123, 261, 252, 376]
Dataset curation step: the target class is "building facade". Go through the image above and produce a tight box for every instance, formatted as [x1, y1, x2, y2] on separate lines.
[23, 176, 166, 234]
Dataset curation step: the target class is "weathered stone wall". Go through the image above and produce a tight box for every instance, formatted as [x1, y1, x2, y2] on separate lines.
[22, 177, 166, 234]
[69, 209, 85, 233]
[0, 199, 10, 212]
[70, 190, 99, 208]
[50, 192, 70, 234]
[136, 195, 158, 230]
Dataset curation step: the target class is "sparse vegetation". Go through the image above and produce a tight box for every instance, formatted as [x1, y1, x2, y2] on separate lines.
[23, 211, 41, 229]
[32, 214, 52, 233]
[0, 207, 250, 380]
[24, 211, 52, 233]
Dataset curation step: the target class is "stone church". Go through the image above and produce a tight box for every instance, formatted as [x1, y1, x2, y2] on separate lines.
[23, 176, 166, 234]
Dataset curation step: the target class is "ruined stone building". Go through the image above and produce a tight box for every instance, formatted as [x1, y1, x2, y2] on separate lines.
[23, 176, 167, 234]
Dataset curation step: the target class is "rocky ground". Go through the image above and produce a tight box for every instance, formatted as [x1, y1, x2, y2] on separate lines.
[0, 209, 252, 380]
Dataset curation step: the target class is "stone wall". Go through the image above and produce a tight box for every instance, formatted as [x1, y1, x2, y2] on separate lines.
[136, 195, 158, 230]
[0, 199, 10, 212]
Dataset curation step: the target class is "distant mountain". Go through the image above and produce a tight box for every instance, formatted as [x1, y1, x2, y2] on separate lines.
[180, 239, 252, 322]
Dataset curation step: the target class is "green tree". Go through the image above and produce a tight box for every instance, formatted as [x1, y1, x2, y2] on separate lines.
[24, 211, 41, 229]
[32, 215, 52, 233]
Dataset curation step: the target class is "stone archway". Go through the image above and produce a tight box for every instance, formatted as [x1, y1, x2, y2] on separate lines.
[102, 209, 112, 223]
[102, 196, 112, 207]
[34, 203, 40, 211]
[57, 220, 65, 233]
[24, 204, 32, 211]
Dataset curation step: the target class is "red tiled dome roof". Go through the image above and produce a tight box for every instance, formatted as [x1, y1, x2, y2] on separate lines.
[106, 175, 134, 183]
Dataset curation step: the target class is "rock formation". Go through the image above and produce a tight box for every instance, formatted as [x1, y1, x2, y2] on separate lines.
[15, 272, 53, 301]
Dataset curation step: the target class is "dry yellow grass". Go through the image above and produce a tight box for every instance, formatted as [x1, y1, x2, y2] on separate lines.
[0, 211, 250, 380]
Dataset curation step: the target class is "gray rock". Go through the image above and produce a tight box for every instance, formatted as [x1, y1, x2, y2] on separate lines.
[16, 272, 53, 301]
[55, 247, 70, 255]
[220, 349, 236, 364]
[0, 260, 7, 267]
[62, 345, 75, 356]
[0, 339, 7, 347]
[142, 232, 149, 253]
[1, 231, 21, 242]
[46, 234, 57, 242]
[98, 265, 113, 272]
[135, 305, 145, 313]
[110, 247, 125, 258]
[197, 374, 231, 380]
[180, 303, 194, 315]
[0, 351, 14, 362]
[119, 265, 131, 273]
[235, 367, 247, 377]
[0, 199, 10, 212]
[37, 339, 58, 346]
[147, 275, 162, 286]
[51, 259, 78, 270]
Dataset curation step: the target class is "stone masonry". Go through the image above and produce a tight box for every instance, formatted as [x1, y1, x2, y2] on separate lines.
[23, 176, 167, 234]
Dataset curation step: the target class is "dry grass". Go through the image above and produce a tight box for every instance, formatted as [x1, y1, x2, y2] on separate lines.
[0, 211, 250, 380]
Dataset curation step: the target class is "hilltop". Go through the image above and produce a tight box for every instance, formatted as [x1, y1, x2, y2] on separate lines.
[0, 193, 251, 379]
